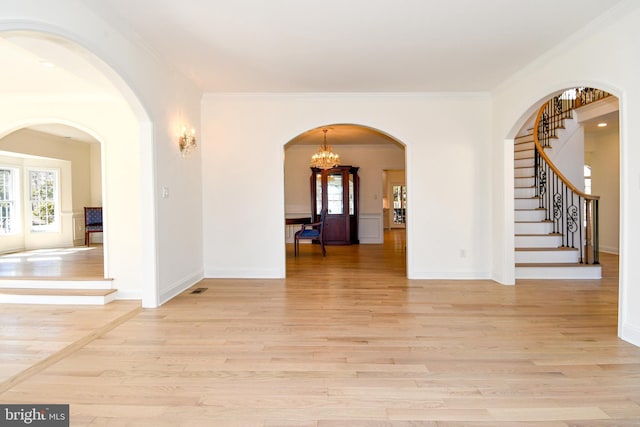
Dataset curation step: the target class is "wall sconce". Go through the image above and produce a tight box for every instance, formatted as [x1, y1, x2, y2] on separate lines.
[179, 126, 197, 157]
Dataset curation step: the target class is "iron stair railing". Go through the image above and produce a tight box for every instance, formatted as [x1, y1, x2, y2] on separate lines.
[532, 88, 608, 265]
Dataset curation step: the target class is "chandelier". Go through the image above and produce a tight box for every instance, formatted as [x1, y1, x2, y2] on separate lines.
[310, 128, 340, 169]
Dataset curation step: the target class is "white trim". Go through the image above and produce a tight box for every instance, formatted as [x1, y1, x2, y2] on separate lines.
[158, 270, 204, 305]
[408, 272, 492, 280]
[621, 322, 640, 348]
[205, 268, 284, 279]
[359, 213, 383, 244]
[0, 279, 112, 289]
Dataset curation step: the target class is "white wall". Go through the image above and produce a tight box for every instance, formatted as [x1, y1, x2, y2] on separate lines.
[202, 93, 492, 279]
[545, 116, 585, 189]
[491, 0, 640, 346]
[1, 0, 203, 306]
[586, 127, 620, 254]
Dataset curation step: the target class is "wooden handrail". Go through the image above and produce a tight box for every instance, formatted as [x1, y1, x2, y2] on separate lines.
[533, 103, 600, 201]
[529, 90, 602, 264]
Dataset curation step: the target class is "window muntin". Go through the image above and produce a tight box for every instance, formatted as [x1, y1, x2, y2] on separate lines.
[0, 168, 18, 234]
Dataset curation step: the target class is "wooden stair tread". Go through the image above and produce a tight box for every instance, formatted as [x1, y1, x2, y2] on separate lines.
[0, 277, 113, 281]
[515, 233, 562, 236]
[0, 288, 116, 296]
[515, 247, 577, 251]
[516, 262, 599, 268]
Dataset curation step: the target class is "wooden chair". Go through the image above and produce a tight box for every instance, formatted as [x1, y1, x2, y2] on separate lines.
[84, 207, 103, 246]
[294, 208, 327, 256]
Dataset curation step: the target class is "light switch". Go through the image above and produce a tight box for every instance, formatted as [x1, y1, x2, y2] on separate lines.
[161, 186, 169, 199]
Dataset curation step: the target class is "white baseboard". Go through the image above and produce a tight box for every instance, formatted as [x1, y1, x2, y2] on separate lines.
[158, 270, 204, 305]
[621, 322, 640, 348]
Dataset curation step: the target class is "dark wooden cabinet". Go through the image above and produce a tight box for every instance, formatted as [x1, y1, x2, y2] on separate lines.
[310, 166, 359, 245]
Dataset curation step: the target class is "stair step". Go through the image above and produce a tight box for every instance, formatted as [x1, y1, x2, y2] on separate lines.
[515, 263, 602, 279]
[515, 233, 562, 248]
[515, 247, 579, 264]
[514, 157, 534, 168]
[0, 278, 113, 289]
[514, 143, 534, 152]
[514, 167, 535, 178]
[515, 177, 535, 187]
[515, 208, 546, 222]
[514, 150, 534, 160]
[0, 288, 116, 305]
[514, 197, 540, 209]
[515, 221, 554, 234]
[514, 187, 536, 198]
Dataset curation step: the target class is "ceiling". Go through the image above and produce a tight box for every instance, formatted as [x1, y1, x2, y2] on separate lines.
[82, 0, 624, 92]
[0, 1, 623, 146]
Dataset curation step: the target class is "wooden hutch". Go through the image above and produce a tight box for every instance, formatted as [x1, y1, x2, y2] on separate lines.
[310, 165, 359, 245]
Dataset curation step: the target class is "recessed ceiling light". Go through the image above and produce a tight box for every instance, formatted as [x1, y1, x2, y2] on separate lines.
[597, 122, 607, 127]
[40, 61, 55, 68]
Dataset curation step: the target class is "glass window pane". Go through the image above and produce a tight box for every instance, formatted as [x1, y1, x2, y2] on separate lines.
[0, 169, 14, 234]
[30, 170, 57, 231]
[349, 174, 354, 215]
[315, 174, 323, 215]
[327, 173, 343, 214]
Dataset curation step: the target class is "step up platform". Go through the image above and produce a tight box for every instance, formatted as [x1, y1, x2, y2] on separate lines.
[0, 277, 115, 305]
[0, 288, 117, 305]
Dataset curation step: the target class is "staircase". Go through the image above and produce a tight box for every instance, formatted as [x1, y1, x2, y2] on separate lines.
[514, 89, 604, 279]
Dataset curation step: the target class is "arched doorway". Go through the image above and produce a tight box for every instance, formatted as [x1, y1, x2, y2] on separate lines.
[0, 31, 157, 305]
[283, 123, 407, 275]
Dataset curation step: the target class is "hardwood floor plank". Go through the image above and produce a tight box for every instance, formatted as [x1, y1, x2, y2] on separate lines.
[1, 233, 639, 424]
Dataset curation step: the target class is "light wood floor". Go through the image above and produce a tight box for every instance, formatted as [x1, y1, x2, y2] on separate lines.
[1, 230, 639, 426]
[0, 245, 105, 279]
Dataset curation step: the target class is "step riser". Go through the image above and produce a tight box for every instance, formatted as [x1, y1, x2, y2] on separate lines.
[514, 150, 533, 160]
[515, 141, 534, 151]
[516, 266, 602, 279]
[515, 210, 546, 222]
[515, 188, 536, 198]
[515, 222, 554, 234]
[515, 177, 534, 187]
[515, 158, 534, 168]
[516, 250, 579, 263]
[0, 280, 112, 290]
[514, 167, 535, 178]
[515, 235, 562, 248]
[0, 293, 116, 305]
[515, 198, 540, 209]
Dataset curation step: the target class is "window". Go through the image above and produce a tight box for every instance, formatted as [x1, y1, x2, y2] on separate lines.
[0, 168, 18, 234]
[584, 165, 592, 195]
[29, 169, 59, 232]
[393, 184, 407, 225]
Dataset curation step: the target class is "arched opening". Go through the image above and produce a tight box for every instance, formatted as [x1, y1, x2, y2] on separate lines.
[283, 123, 407, 276]
[0, 123, 105, 278]
[509, 86, 620, 325]
[0, 31, 156, 305]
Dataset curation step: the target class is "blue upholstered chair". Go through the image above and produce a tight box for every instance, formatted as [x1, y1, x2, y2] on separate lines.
[84, 207, 103, 246]
[294, 208, 327, 256]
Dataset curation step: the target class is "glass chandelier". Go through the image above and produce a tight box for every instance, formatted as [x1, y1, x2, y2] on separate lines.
[310, 128, 340, 169]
